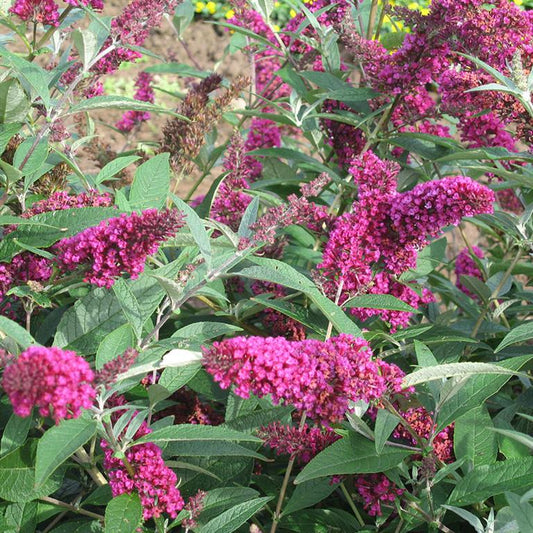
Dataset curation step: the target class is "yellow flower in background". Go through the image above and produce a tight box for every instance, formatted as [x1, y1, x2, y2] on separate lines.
[206, 1, 216, 14]
[289, 8, 297, 17]
[407, 1, 430, 15]
[273, 24, 281, 32]
[195, 1, 205, 13]
[225, 8, 235, 18]
[274, 1, 280, 6]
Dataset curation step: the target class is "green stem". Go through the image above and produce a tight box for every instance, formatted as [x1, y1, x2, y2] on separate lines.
[40, 496, 104, 521]
[27, 6, 74, 61]
[140, 247, 252, 349]
[340, 482, 365, 527]
[374, 0, 390, 40]
[362, 94, 401, 152]
[366, 0, 380, 40]
[270, 414, 307, 533]
[74, 447, 108, 487]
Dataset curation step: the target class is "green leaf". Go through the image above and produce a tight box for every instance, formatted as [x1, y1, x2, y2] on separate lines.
[95, 156, 140, 185]
[171, 1, 195, 36]
[165, 440, 266, 460]
[158, 363, 201, 394]
[284, 478, 338, 516]
[0, 158, 23, 187]
[249, 147, 340, 179]
[458, 53, 516, 87]
[0, 315, 36, 348]
[0, 207, 119, 262]
[403, 236, 448, 280]
[403, 362, 520, 388]
[238, 196, 259, 238]
[172, 489, 252, 527]
[3, 501, 38, 533]
[145, 62, 210, 78]
[448, 457, 533, 506]
[495, 321, 533, 352]
[490, 428, 533, 451]
[223, 405, 294, 433]
[66, 96, 185, 117]
[279, 508, 361, 531]
[132, 424, 263, 446]
[506, 492, 533, 533]
[46, 520, 102, 533]
[299, 70, 350, 92]
[0, 79, 31, 123]
[112, 278, 145, 341]
[0, 48, 51, 109]
[236, 257, 360, 336]
[454, 406, 498, 471]
[54, 288, 125, 355]
[0, 123, 23, 154]
[251, 294, 328, 336]
[129, 153, 170, 211]
[35, 418, 97, 487]
[104, 493, 142, 533]
[436, 355, 533, 431]
[374, 409, 401, 454]
[441, 506, 484, 533]
[458, 275, 491, 303]
[295, 432, 412, 484]
[13, 135, 48, 177]
[171, 321, 242, 345]
[72, 28, 99, 71]
[55, 263, 178, 354]
[197, 496, 272, 533]
[343, 293, 419, 313]
[0, 441, 64, 502]
[381, 30, 408, 50]
[0, 414, 32, 457]
[207, 20, 280, 50]
[172, 195, 212, 269]
[95, 324, 135, 370]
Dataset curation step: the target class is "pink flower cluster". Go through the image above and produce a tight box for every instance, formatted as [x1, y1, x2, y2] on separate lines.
[202, 334, 406, 423]
[211, 134, 253, 231]
[116, 72, 155, 132]
[455, 246, 485, 298]
[354, 473, 405, 517]
[244, 118, 282, 181]
[393, 406, 455, 463]
[343, 0, 533, 153]
[321, 101, 365, 168]
[248, 280, 306, 340]
[9, 0, 60, 26]
[1, 346, 96, 424]
[55, 209, 184, 288]
[17, 190, 113, 220]
[102, 420, 184, 520]
[92, 0, 180, 75]
[228, 10, 289, 105]
[1, 191, 114, 315]
[94, 348, 138, 388]
[0, 253, 53, 316]
[9, 0, 103, 27]
[257, 422, 340, 464]
[182, 490, 207, 529]
[318, 152, 494, 330]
